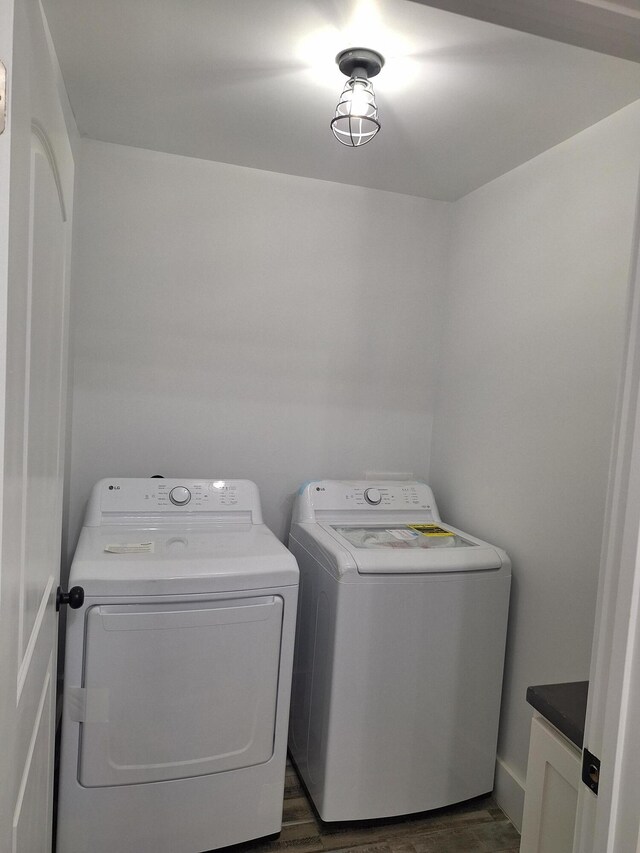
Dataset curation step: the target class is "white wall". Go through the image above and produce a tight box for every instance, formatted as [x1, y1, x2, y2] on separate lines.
[429, 100, 640, 827]
[66, 139, 450, 558]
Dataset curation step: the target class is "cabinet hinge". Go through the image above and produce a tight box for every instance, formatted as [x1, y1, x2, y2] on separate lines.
[582, 747, 600, 795]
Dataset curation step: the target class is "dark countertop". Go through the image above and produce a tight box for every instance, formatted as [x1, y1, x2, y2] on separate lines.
[526, 681, 588, 749]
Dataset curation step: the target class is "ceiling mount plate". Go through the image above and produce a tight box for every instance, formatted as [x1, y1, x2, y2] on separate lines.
[336, 48, 384, 78]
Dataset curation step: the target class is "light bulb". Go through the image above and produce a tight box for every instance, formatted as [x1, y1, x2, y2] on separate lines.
[348, 80, 369, 117]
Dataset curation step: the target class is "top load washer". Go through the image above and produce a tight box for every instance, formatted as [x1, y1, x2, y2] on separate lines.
[288, 480, 510, 822]
[57, 478, 298, 853]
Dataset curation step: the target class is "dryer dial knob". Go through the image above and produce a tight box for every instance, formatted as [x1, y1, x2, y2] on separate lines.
[364, 488, 382, 505]
[169, 486, 191, 506]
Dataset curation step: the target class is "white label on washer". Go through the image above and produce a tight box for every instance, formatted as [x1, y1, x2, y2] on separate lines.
[104, 542, 155, 554]
[387, 528, 419, 540]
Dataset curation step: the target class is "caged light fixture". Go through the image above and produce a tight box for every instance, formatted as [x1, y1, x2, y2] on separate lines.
[331, 48, 384, 147]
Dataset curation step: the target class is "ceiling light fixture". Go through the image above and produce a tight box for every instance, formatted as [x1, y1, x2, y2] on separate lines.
[331, 47, 384, 148]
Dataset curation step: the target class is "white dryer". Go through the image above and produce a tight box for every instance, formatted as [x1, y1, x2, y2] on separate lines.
[288, 480, 511, 822]
[57, 478, 298, 853]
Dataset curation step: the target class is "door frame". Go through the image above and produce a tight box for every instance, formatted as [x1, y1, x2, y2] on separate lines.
[574, 173, 640, 851]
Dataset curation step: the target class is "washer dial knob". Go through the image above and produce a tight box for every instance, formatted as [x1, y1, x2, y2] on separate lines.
[364, 488, 382, 505]
[169, 486, 191, 506]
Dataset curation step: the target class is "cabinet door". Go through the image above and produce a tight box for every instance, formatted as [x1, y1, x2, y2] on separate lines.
[77, 596, 283, 786]
[521, 714, 581, 853]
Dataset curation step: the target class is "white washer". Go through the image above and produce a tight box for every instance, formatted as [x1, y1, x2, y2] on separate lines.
[288, 480, 511, 822]
[57, 478, 299, 853]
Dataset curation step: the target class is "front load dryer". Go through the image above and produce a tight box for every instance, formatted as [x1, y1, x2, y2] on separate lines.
[288, 480, 510, 822]
[57, 478, 298, 853]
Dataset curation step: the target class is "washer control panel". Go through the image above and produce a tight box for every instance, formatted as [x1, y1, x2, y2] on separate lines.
[86, 479, 263, 525]
[294, 480, 436, 522]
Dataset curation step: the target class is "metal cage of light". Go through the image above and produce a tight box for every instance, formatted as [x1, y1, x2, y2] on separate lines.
[331, 48, 384, 148]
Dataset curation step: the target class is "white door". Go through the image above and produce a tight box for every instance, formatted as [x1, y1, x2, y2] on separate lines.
[573, 177, 640, 850]
[0, 0, 73, 850]
[77, 597, 283, 787]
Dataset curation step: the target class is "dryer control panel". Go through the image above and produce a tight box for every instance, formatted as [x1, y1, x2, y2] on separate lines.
[293, 480, 436, 523]
[85, 479, 263, 525]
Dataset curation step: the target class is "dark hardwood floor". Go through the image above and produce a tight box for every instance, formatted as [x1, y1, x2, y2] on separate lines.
[226, 760, 521, 853]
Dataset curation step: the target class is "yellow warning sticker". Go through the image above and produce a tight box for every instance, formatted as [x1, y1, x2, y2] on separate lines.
[408, 524, 454, 537]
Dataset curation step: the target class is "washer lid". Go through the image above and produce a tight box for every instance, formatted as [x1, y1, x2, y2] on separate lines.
[322, 522, 505, 574]
[69, 523, 299, 595]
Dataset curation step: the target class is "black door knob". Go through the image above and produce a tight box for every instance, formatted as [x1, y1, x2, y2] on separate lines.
[56, 585, 85, 611]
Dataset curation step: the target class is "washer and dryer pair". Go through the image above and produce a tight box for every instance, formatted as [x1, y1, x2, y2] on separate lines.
[58, 477, 510, 852]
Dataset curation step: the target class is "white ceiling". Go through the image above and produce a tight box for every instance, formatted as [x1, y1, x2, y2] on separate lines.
[416, 0, 640, 63]
[42, 0, 640, 201]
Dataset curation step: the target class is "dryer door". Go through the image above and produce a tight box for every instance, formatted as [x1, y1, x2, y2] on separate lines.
[77, 596, 283, 787]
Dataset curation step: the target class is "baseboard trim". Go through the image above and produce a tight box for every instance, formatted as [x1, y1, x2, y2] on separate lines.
[494, 756, 526, 832]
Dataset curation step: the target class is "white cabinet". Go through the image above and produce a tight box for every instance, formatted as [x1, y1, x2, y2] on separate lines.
[520, 712, 582, 853]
